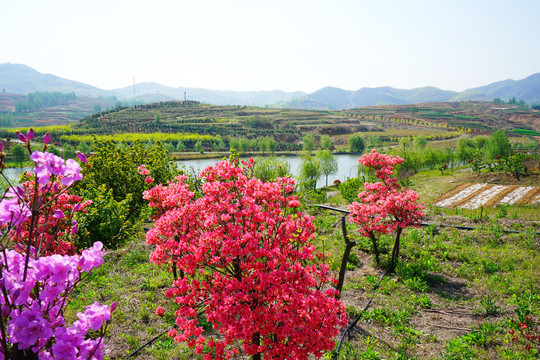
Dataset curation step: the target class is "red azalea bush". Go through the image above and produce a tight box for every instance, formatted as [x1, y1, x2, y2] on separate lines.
[7, 178, 91, 256]
[144, 159, 347, 360]
[349, 150, 425, 271]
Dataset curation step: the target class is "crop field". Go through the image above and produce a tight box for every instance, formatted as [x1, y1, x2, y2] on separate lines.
[346, 101, 540, 135]
[434, 183, 540, 209]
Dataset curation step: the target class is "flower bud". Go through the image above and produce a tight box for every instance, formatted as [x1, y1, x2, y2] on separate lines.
[76, 152, 88, 163]
[26, 128, 35, 141]
[16, 131, 27, 143]
[43, 132, 51, 144]
[110, 301, 117, 313]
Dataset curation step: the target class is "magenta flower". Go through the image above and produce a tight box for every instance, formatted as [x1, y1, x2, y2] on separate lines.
[79, 302, 111, 331]
[80, 241, 105, 272]
[76, 152, 88, 163]
[26, 128, 35, 141]
[43, 132, 51, 144]
[61, 159, 83, 186]
[53, 210, 65, 219]
[16, 131, 27, 143]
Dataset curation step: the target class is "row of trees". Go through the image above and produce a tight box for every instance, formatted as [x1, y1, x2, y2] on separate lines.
[14, 92, 76, 112]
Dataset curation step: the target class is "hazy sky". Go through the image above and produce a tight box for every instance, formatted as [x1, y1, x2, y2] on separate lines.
[2, 0, 539, 93]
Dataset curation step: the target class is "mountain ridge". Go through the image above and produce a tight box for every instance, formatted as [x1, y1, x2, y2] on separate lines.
[1, 63, 539, 109]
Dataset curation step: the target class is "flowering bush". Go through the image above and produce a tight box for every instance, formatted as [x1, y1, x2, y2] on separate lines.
[508, 315, 540, 352]
[145, 159, 347, 360]
[349, 150, 425, 271]
[0, 129, 113, 360]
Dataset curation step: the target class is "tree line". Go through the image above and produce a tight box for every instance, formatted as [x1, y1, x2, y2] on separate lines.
[14, 92, 76, 112]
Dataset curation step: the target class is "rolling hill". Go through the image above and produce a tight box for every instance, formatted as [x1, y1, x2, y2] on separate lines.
[2, 63, 540, 111]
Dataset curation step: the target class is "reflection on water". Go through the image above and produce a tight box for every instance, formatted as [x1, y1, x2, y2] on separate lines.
[0, 154, 365, 189]
[177, 154, 363, 188]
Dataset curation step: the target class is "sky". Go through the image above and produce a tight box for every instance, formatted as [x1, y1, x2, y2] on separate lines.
[1, 0, 540, 93]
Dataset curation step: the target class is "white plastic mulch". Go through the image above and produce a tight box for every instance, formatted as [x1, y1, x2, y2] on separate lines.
[434, 183, 489, 208]
[436, 184, 538, 209]
[460, 185, 506, 209]
[499, 186, 534, 205]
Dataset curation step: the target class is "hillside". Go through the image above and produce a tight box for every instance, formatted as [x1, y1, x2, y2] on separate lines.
[0, 63, 110, 97]
[0, 93, 118, 126]
[63, 100, 538, 154]
[346, 101, 540, 134]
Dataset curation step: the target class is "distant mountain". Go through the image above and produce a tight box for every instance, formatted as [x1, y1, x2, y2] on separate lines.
[0, 63, 111, 97]
[286, 86, 458, 109]
[2, 63, 539, 109]
[113, 82, 305, 106]
[467, 73, 540, 105]
[284, 74, 540, 109]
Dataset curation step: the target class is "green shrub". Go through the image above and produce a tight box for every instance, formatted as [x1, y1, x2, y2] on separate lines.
[339, 177, 363, 203]
[75, 185, 139, 249]
[79, 140, 177, 222]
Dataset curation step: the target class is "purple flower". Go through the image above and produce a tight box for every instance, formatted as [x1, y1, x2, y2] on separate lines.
[7, 307, 53, 349]
[52, 339, 77, 360]
[80, 242, 104, 272]
[61, 159, 83, 186]
[79, 302, 111, 331]
[30, 151, 66, 184]
[0, 141, 3, 152]
[71, 219, 78, 235]
[0, 196, 30, 227]
[53, 210, 65, 219]
[78, 339, 102, 360]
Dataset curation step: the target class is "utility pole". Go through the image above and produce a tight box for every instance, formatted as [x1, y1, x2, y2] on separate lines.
[184, 91, 187, 102]
[133, 77, 136, 98]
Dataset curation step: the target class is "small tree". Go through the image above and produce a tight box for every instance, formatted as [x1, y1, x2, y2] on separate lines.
[319, 134, 333, 150]
[413, 135, 427, 150]
[317, 149, 338, 187]
[176, 140, 185, 152]
[487, 130, 511, 159]
[367, 135, 382, 149]
[77, 140, 91, 154]
[10, 143, 26, 167]
[348, 134, 365, 153]
[302, 134, 316, 153]
[194, 139, 203, 153]
[299, 153, 321, 190]
[349, 150, 424, 271]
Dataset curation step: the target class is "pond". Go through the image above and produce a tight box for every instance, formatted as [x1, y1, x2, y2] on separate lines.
[2, 154, 365, 189]
[177, 154, 364, 188]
